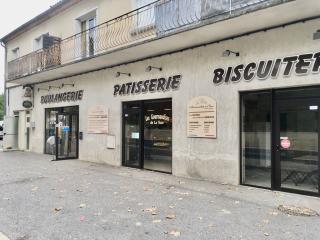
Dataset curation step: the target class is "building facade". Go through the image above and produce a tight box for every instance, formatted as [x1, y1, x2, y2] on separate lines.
[1, 0, 320, 196]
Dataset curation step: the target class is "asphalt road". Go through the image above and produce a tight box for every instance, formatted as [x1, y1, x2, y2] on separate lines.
[0, 151, 319, 240]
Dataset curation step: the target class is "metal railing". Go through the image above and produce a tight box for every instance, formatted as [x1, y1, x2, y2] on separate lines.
[7, 0, 271, 80]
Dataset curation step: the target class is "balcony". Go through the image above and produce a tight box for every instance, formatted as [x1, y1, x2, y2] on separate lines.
[6, 0, 319, 84]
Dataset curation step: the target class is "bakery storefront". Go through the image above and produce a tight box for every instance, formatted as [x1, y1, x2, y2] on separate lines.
[5, 19, 320, 196]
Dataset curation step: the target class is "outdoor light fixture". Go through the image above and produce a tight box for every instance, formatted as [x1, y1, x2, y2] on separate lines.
[222, 50, 240, 57]
[49, 86, 61, 90]
[146, 66, 162, 72]
[61, 83, 75, 88]
[38, 88, 49, 92]
[115, 72, 131, 77]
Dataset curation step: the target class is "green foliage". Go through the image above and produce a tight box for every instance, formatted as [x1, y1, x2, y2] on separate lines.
[0, 94, 4, 121]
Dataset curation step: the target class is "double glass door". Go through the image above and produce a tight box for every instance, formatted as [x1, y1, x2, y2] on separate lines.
[123, 99, 172, 173]
[242, 87, 320, 195]
[56, 113, 79, 160]
[45, 107, 79, 160]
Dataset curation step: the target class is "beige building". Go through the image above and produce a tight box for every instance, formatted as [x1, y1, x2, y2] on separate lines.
[1, 0, 320, 196]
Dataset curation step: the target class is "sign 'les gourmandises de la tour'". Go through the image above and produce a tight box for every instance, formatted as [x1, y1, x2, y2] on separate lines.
[213, 52, 320, 84]
[113, 75, 182, 96]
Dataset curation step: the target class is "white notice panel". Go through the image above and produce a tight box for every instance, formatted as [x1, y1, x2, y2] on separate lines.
[87, 105, 109, 134]
[187, 96, 217, 139]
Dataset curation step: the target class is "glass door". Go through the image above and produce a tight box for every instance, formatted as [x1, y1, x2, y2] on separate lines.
[122, 99, 172, 173]
[275, 95, 320, 194]
[123, 101, 142, 168]
[56, 113, 79, 160]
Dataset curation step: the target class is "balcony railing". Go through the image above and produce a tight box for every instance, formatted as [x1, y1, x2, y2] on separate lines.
[7, 0, 273, 81]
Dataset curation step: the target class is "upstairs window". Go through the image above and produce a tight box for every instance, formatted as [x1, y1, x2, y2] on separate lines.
[33, 36, 43, 51]
[11, 47, 20, 60]
[76, 9, 97, 57]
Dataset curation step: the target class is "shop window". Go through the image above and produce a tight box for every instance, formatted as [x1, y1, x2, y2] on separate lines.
[241, 91, 272, 188]
[45, 109, 59, 155]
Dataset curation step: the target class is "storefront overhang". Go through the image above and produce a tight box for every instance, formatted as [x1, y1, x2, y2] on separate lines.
[7, 0, 320, 86]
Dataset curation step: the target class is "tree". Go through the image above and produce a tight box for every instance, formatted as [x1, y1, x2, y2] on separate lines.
[0, 94, 4, 121]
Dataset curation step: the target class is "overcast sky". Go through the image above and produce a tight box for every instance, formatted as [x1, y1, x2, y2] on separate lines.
[0, 0, 59, 94]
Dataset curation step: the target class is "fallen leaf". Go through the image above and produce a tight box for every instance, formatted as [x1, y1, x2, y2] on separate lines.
[79, 203, 86, 208]
[135, 222, 142, 227]
[174, 191, 190, 196]
[153, 219, 162, 223]
[166, 214, 176, 219]
[31, 187, 38, 192]
[221, 209, 231, 214]
[169, 205, 175, 209]
[145, 207, 157, 212]
[54, 207, 63, 212]
[269, 211, 278, 216]
[169, 230, 181, 237]
[264, 233, 269, 236]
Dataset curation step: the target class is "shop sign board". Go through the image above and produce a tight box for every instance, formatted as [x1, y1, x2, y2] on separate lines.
[40, 90, 84, 104]
[187, 96, 217, 139]
[113, 75, 182, 96]
[87, 105, 109, 134]
[213, 52, 320, 85]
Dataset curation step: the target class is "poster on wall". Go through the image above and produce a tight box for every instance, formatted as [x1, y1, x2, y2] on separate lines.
[187, 96, 217, 139]
[87, 105, 109, 134]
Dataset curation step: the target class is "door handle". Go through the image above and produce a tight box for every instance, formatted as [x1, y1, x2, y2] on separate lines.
[276, 145, 281, 151]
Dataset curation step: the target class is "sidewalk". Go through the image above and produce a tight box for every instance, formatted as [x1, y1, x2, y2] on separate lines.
[0, 151, 319, 240]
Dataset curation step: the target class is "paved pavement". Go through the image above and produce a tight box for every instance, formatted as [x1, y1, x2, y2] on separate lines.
[0, 151, 319, 240]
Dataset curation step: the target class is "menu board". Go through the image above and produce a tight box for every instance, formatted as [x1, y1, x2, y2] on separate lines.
[87, 105, 109, 134]
[187, 96, 217, 138]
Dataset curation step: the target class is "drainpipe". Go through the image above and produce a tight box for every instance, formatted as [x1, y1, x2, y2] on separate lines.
[0, 41, 7, 118]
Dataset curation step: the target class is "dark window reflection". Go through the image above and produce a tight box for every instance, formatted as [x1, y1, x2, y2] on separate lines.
[144, 100, 172, 173]
[241, 92, 272, 187]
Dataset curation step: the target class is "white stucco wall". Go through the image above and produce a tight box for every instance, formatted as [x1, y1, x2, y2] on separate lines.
[7, 19, 320, 185]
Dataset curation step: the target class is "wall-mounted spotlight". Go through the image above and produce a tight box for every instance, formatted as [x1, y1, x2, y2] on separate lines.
[222, 50, 240, 57]
[38, 88, 49, 92]
[146, 66, 162, 72]
[61, 83, 75, 88]
[115, 72, 131, 77]
[49, 86, 61, 90]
